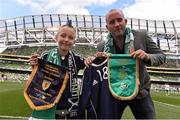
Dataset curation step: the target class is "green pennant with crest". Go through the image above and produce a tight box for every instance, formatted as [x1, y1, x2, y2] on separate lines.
[108, 54, 139, 100]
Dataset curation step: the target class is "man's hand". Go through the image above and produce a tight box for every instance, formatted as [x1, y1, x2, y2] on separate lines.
[84, 56, 95, 67]
[130, 49, 150, 61]
[84, 52, 110, 67]
[94, 52, 110, 58]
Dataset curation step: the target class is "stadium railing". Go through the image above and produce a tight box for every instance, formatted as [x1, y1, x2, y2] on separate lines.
[0, 54, 30, 63]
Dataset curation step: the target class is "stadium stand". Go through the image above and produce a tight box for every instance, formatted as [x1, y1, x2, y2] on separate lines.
[147, 67, 180, 75]
[0, 14, 180, 92]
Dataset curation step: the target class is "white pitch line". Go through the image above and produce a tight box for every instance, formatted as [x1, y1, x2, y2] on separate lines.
[0, 87, 22, 93]
[0, 101, 179, 119]
[0, 115, 28, 119]
[154, 100, 180, 109]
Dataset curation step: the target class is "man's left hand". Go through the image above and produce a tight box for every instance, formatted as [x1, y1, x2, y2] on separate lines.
[130, 49, 150, 61]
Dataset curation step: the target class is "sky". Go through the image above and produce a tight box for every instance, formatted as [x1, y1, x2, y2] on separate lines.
[0, 0, 180, 20]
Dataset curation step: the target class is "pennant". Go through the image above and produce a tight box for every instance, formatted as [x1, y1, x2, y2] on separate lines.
[108, 54, 139, 100]
[24, 59, 69, 110]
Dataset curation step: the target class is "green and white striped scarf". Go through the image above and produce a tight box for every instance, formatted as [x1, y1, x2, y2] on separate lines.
[47, 47, 62, 65]
[104, 27, 134, 53]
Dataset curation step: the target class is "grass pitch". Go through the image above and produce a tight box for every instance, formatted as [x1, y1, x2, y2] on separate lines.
[0, 81, 180, 119]
[0, 81, 31, 117]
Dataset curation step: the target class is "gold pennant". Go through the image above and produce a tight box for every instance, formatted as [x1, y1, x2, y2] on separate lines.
[42, 80, 51, 91]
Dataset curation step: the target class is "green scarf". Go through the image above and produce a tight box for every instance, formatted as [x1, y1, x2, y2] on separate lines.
[104, 27, 134, 53]
[47, 47, 62, 65]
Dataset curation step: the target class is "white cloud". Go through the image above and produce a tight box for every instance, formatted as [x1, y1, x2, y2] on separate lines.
[7, 0, 180, 20]
[91, 0, 117, 6]
[123, 0, 180, 20]
[14, 0, 117, 15]
[58, 6, 90, 15]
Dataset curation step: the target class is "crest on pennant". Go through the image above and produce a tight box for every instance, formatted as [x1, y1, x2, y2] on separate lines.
[42, 80, 51, 91]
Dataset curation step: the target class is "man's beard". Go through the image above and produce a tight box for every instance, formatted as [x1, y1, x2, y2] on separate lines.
[114, 30, 124, 37]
